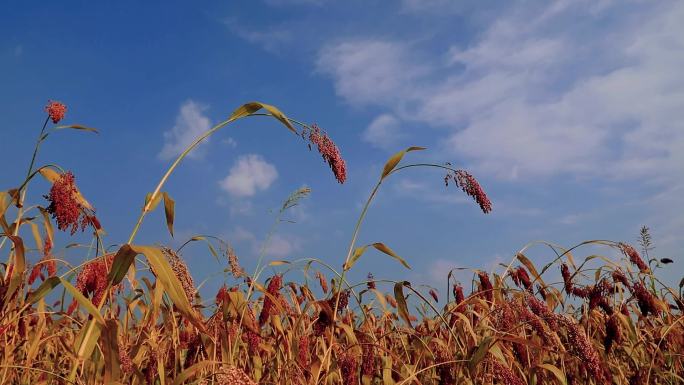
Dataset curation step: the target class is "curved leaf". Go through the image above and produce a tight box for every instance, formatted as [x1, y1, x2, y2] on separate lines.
[372, 243, 410, 269]
[3, 235, 25, 305]
[394, 281, 412, 328]
[229, 101, 296, 133]
[60, 277, 105, 324]
[54, 124, 99, 133]
[381, 146, 426, 179]
[536, 364, 567, 385]
[344, 242, 410, 271]
[162, 192, 175, 237]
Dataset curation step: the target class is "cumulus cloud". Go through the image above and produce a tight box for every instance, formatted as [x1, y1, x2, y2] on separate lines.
[225, 18, 293, 53]
[219, 154, 278, 197]
[316, 1, 684, 182]
[159, 100, 212, 161]
[362, 114, 404, 149]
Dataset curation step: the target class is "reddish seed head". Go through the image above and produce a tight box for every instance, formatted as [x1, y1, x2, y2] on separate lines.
[619, 243, 649, 273]
[306, 124, 347, 184]
[67, 253, 119, 314]
[297, 336, 310, 367]
[478, 272, 493, 302]
[429, 288, 439, 303]
[446, 169, 492, 214]
[45, 100, 66, 123]
[316, 271, 328, 294]
[45, 171, 97, 235]
[604, 315, 622, 353]
[259, 275, 283, 326]
[631, 281, 659, 317]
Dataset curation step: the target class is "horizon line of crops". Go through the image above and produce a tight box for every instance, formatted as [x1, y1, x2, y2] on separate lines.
[1, 101, 682, 385]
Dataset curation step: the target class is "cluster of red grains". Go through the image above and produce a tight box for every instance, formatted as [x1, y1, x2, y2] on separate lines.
[297, 336, 310, 366]
[452, 284, 466, 313]
[336, 347, 359, 385]
[478, 272, 493, 302]
[619, 243, 650, 273]
[560, 264, 589, 298]
[359, 333, 376, 377]
[510, 266, 532, 291]
[45, 100, 66, 123]
[226, 246, 245, 278]
[162, 247, 196, 303]
[611, 269, 631, 288]
[514, 300, 552, 345]
[243, 308, 262, 354]
[215, 285, 230, 306]
[215, 366, 257, 385]
[490, 359, 525, 385]
[118, 341, 134, 375]
[28, 236, 56, 284]
[556, 315, 608, 384]
[445, 169, 492, 214]
[67, 253, 119, 314]
[604, 314, 622, 353]
[525, 293, 558, 329]
[588, 279, 615, 315]
[630, 281, 659, 317]
[329, 290, 350, 314]
[304, 124, 347, 184]
[45, 171, 99, 235]
[432, 341, 455, 385]
[259, 275, 283, 326]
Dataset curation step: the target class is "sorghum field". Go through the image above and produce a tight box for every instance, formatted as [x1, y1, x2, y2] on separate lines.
[1, 101, 682, 385]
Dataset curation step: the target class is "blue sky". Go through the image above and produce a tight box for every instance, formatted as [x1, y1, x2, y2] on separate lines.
[2, 0, 683, 296]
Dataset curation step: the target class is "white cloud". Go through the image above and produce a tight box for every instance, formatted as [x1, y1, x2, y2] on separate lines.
[219, 154, 278, 197]
[362, 114, 404, 150]
[159, 100, 212, 161]
[316, 40, 428, 106]
[317, 2, 684, 183]
[225, 19, 293, 53]
[227, 227, 301, 258]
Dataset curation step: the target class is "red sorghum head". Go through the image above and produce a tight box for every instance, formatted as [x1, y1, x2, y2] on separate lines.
[305, 124, 347, 184]
[478, 272, 493, 302]
[445, 169, 492, 213]
[490, 359, 525, 385]
[631, 281, 659, 317]
[336, 348, 359, 385]
[67, 253, 119, 314]
[298, 335, 310, 367]
[556, 315, 608, 384]
[316, 271, 328, 294]
[604, 314, 622, 353]
[45, 101, 66, 123]
[619, 243, 649, 273]
[45, 171, 96, 235]
[259, 275, 283, 326]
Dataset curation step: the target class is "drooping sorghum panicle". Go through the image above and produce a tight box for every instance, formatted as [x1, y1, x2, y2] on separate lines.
[619, 242, 650, 273]
[604, 314, 622, 353]
[316, 271, 328, 293]
[525, 293, 558, 329]
[445, 169, 492, 214]
[588, 279, 614, 315]
[336, 347, 359, 385]
[453, 284, 465, 309]
[494, 300, 517, 331]
[304, 123, 347, 184]
[359, 333, 376, 377]
[67, 253, 120, 314]
[215, 284, 231, 307]
[298, 335, 310, 367]
[514, 300, 553, 345]
[259, 274, 283, 326]
[215, 366, 257, 385]
[611, 269, 631, 288]
[28, 235, 56, 284]
[366, 272, 376, 290]
[329, 289, 350, 314]
[431, 341, 455, 385]
[226, 245, 245, 278]
[561, 263, 589, 298]
[119, 340, 134, 376]
[478, 272, 494, 302]
[512, 266, 532, 292]
[162, 247, 196, 303]
[429, 288, 439, 302]
[630, 281, 659, 317]
[243, 308, 262, 354]
[45, 171, 95, 235]
[556, 315, 609, 384]
[386, 293, 397, 308]
[45, 100, 66, 123]
[490, 358, 525, 385]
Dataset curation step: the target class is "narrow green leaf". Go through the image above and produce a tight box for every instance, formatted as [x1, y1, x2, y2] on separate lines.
[26, 276, 61, 305]
[107, 245, 138, 286]
[229, 101, 296, 133]
[54, 124, 99, 133]
[468, 336, 495, 373]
